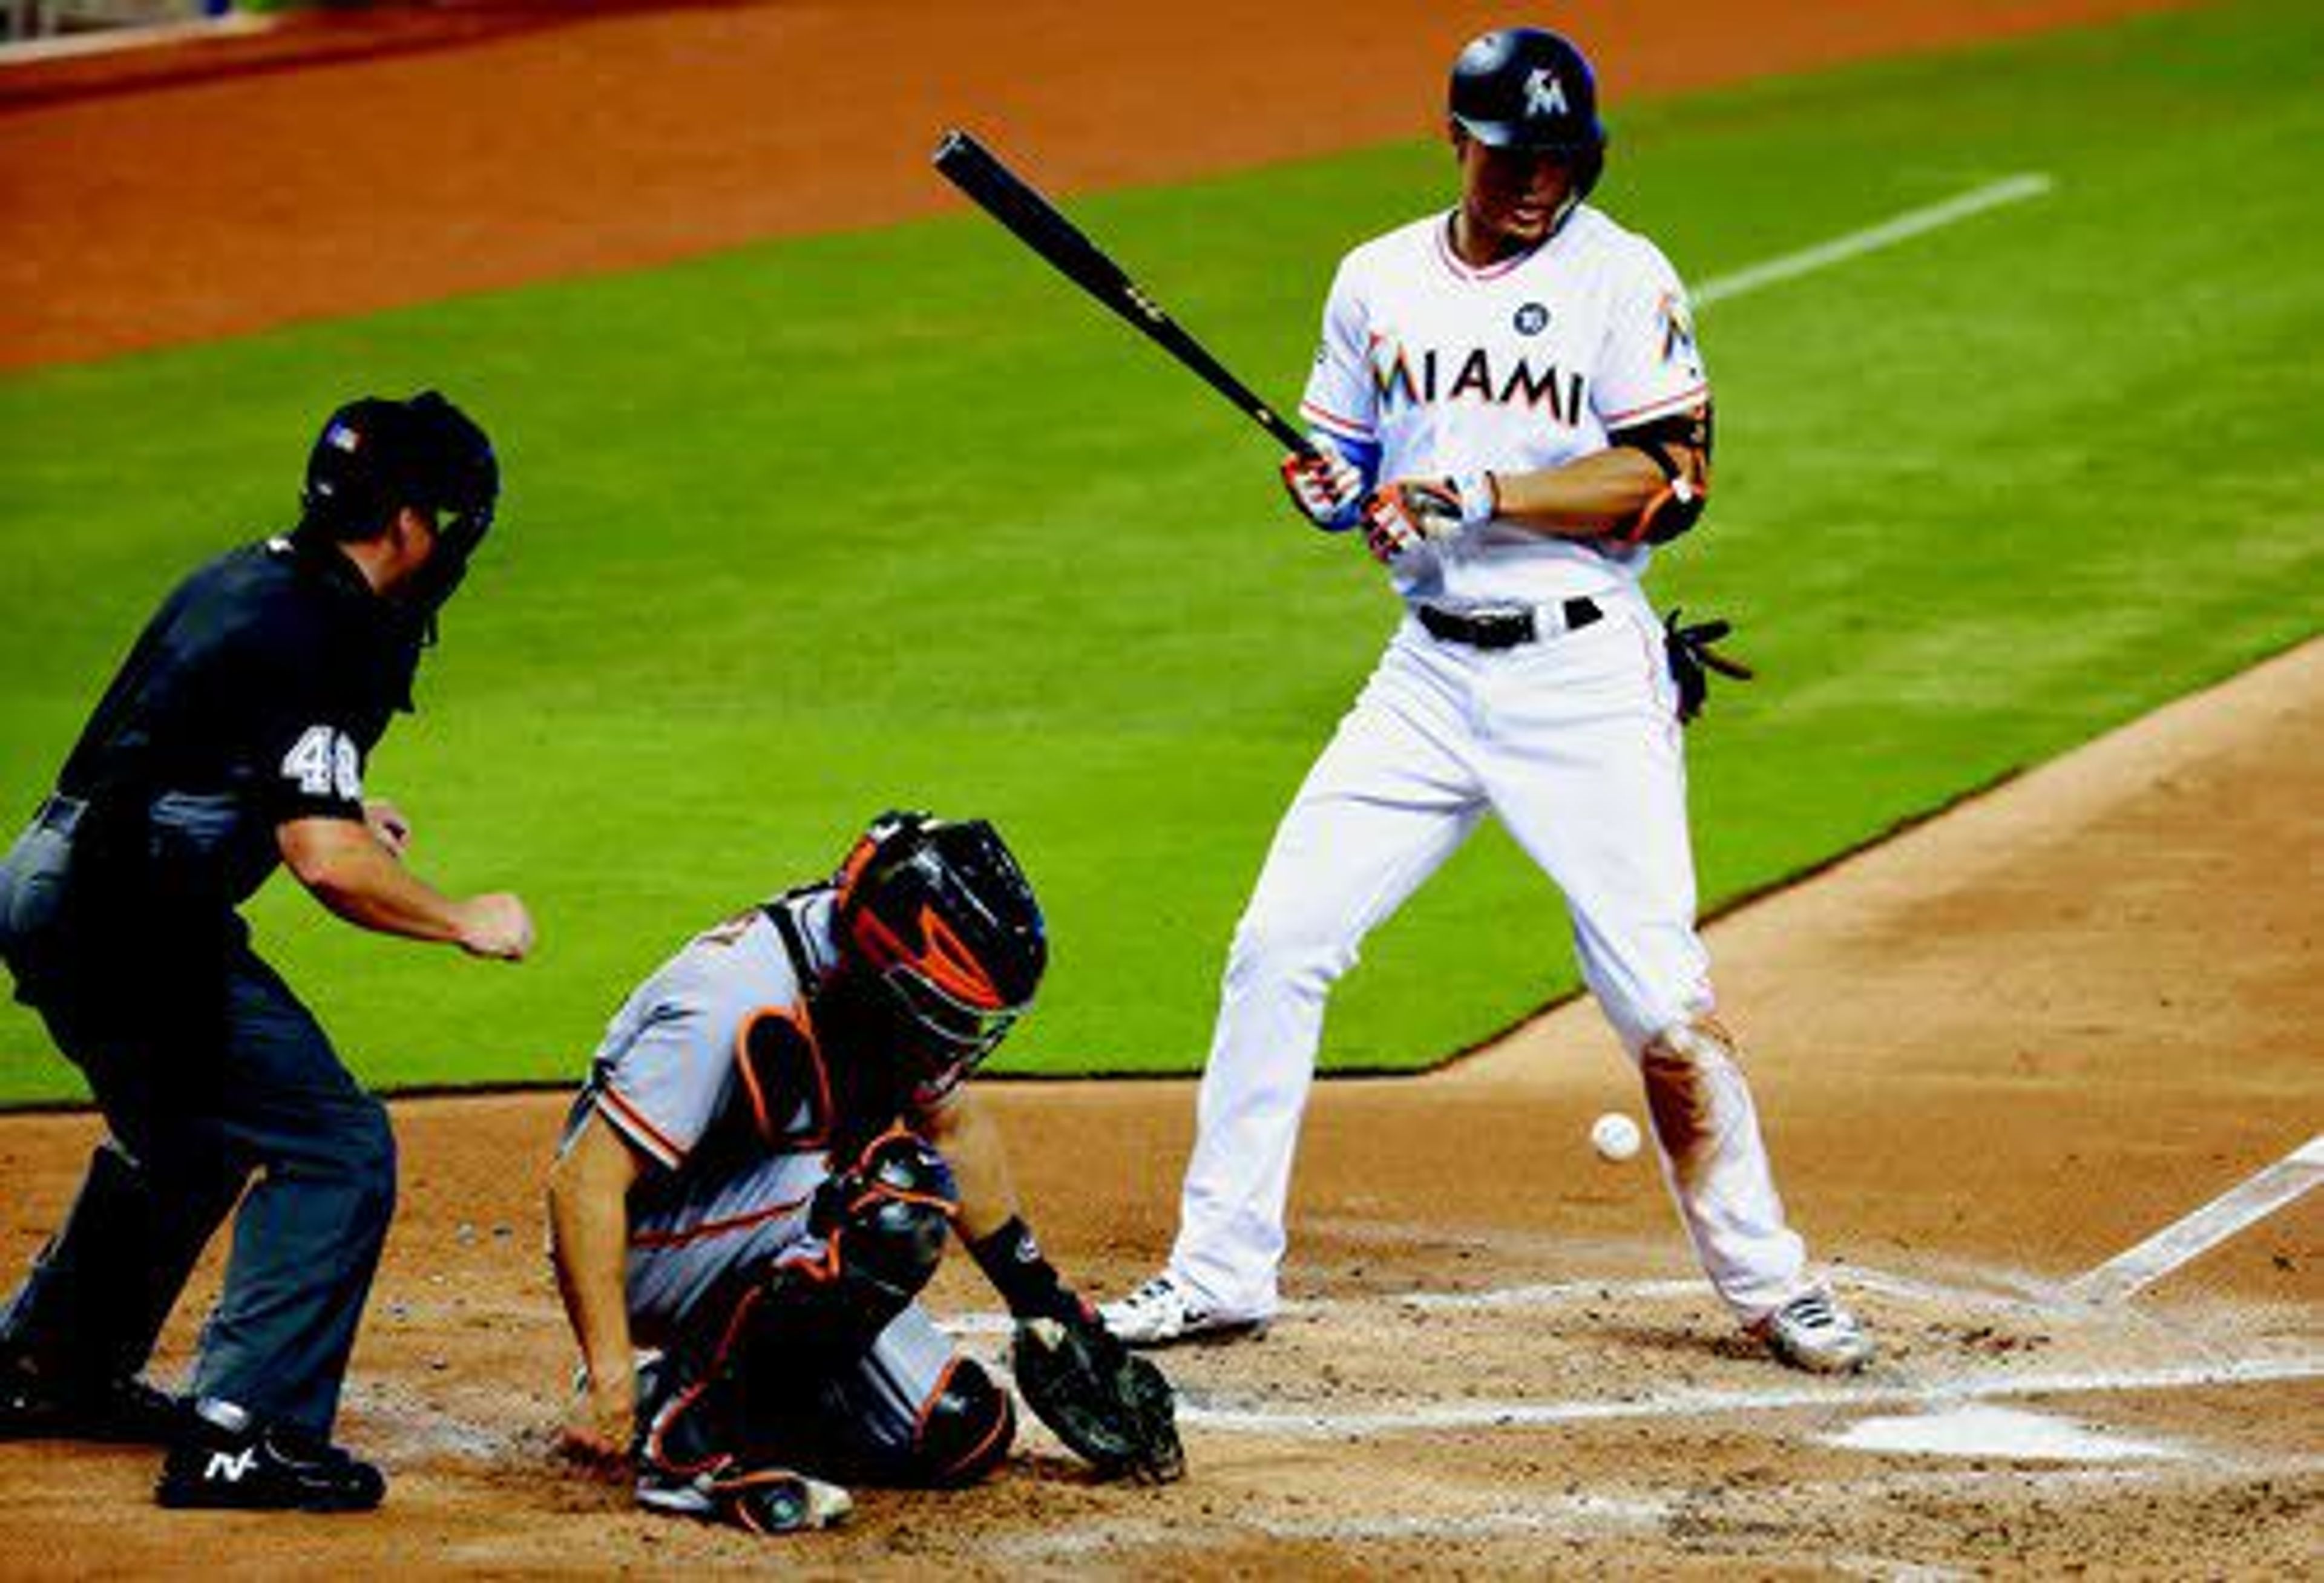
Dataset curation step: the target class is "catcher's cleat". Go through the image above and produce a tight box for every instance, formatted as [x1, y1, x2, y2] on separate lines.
[0, 1346, 190, 1446]
[1750, 1289, 1876, 1375]
[635, 1463, 852, 1535]
[1098, 1274, 1267, 1349]
[156, 1400, 385, 1512]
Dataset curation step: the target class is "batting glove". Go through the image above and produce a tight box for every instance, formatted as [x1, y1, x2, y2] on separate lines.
[1278, 445, 1365, 531]
[1663, 608, 1754, 724]
[1361, 472, 1495, 565]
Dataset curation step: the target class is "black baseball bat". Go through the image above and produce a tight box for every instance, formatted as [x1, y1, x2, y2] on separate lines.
[931, 128, 1315, 459]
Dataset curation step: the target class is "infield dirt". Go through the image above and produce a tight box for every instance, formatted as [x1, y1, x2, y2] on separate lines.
[1, 1, 2314, 1576]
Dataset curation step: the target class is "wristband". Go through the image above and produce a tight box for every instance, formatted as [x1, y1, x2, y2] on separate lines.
[1449, 469, 1498, 526]
[965, 1216, 1078, 1321]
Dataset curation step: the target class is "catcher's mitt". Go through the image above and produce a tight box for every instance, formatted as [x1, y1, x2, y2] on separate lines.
[1011, 1311, 1184, 1484]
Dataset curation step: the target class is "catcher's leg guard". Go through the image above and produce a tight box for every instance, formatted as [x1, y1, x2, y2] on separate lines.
[648, 1132, 956, 1478]
[901, 1356, 1013, 1487]
[813, 1129, 956, 1343]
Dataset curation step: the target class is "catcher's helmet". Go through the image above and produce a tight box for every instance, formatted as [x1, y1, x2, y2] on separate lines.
[299, 390, 499, 614]
[831, 811, 1047, 1080]
[1448, 27, 1607, 198]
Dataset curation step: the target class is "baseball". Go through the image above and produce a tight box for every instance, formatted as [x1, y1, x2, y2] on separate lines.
[1590, 1111, 1643, 1162]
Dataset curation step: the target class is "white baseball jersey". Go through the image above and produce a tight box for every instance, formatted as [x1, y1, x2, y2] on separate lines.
[1298, 205, 1707, 606]
[1163, 202, 1814, 1329]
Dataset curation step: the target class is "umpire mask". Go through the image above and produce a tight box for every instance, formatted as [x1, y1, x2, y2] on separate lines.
[300, 390, 499, 639]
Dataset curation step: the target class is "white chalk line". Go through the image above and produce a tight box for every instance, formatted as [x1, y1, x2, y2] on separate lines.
[942, 1260, 2072, 1341]
[2066, 1133, 2324, 1303]
[1178, 1352, 2324, 1438]
[1693, 172, 2055, 306]
[997, 1458, 2320, 1564]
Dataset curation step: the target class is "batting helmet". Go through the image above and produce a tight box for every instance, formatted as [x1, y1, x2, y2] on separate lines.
[830, 811, 1047, 1081]
[1448, 27, 1607, 199]
[298, 390, 499, 615]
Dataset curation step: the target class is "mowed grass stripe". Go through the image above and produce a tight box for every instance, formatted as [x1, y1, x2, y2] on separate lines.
[1, 0, 2317, 1102]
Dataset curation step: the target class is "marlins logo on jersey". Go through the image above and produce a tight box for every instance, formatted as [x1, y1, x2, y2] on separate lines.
[1657, 289, 1701, 371]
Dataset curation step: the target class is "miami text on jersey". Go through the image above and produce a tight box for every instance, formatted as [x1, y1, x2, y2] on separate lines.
[1366, 332, 1587, 425]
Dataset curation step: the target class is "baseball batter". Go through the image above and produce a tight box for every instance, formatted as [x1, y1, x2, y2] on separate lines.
[1103, 28, 1874, 1373]
[548, 812, 1178, 1537]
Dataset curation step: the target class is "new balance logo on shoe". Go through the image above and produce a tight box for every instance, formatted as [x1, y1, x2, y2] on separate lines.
[206, 1445, 259, 1484]
[156, 1417, 386, 1512]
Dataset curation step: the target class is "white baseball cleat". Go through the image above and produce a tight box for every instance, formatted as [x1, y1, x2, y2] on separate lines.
[1751, 1288, 1877, 1374]
[1100, 1273, 1267, 1348]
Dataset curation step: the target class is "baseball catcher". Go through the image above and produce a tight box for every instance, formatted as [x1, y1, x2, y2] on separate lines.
[547, 811, 1181, 1535]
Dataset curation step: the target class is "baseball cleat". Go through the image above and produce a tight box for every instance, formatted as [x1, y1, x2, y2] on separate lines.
[1751, 1289, 1876, 1375]
[0, 1346, 190, 1446]
[635, 1463, 852, 1535]
[1098, 1274, 1267, 1349]
[155, 1400, 386, 1512]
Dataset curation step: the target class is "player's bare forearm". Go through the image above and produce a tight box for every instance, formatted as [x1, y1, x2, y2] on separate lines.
[278, 814, 533, 959]
[917, 1086, 1022, 1242]
[547, 1115, 643, 1446]
[935, 1087, 1094, 1325]
[1491, 444, 1704, 539]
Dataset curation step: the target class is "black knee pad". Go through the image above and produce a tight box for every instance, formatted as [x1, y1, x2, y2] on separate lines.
[907, 1357, 1013, 1487]
[821, 1129, 954, 1325]
[693, 1192, 950, 1445]
[833, 1187, 948, 1319]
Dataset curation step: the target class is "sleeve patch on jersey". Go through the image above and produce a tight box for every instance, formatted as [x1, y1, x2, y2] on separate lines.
[596, 1084, 686, 1170]
[280, 724, 363, 802]
[1658, 289, 1699, 367]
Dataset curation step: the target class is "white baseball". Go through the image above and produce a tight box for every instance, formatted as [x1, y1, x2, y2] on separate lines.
[1590, 1111, 1642, 1162]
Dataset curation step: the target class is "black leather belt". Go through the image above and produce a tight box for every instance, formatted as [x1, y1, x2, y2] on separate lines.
[1416, 597, 1602, 649]
[33, 794, 87, 839]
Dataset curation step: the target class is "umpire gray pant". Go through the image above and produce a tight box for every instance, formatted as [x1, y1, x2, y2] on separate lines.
[0, 820, 396, 1437]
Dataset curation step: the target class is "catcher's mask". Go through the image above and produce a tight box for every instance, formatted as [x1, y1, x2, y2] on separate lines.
[830, 811, 1046, 1084]
[297, 390, 499, 630]
[1448, 26, 1607, 202]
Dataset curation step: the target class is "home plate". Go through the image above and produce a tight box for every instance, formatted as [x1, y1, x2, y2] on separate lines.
[1817, 1404, 2183, 1463]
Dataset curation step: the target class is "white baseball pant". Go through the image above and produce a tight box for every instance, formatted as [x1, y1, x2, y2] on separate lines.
[1167, 589, 1809, 1322]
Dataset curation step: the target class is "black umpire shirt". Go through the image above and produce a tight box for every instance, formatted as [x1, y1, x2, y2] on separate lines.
[53, 534, 424, 944]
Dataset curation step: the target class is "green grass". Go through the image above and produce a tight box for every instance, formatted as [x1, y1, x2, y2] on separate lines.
[2, 0, 2318, 1104]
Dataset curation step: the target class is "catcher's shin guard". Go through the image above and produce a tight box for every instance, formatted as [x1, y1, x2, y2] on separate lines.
[902, 1356, 1013, 1487]
[651, 1131, 957, 1476]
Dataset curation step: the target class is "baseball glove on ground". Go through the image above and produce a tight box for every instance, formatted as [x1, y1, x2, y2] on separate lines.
[1011, 1310, 1185, 1484]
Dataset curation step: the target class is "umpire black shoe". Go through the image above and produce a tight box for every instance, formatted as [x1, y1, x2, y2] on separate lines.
[0, 1345, 190, 1445]
[156, 1400, 386, 1512]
